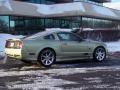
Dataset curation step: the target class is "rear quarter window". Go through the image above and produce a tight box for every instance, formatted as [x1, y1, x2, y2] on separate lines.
[43, 34, 55, 40]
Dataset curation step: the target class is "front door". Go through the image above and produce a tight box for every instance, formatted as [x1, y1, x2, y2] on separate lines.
[57, 32, 90, 59]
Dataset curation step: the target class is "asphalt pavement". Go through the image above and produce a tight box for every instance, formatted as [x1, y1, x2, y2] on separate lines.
[0, 54, 120, 90]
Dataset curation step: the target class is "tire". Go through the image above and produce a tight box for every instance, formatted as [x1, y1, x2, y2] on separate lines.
[93, 47, 106, 62]
[38, 49, 56, 67]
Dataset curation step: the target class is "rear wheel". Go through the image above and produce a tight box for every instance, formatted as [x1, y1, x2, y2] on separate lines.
[38, 49, 56, 67]
[93, 47, 106, 62]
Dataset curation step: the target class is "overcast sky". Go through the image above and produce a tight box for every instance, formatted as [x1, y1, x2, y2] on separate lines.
[104, 0, 120, 10]
[111, 0, 120, 2]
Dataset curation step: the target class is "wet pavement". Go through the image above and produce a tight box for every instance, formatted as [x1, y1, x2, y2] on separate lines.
[0, 54, 120, 90]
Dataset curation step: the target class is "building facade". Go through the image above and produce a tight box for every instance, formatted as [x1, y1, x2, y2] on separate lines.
[14, 0, 110, 4]
[0, 0, 120, 35]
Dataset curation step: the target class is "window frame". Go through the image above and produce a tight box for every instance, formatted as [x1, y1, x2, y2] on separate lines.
[57, 32, 82, 42]
[43, 34, 55, 40]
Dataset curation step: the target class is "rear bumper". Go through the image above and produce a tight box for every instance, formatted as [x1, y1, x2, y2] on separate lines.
[6, 54, 21, 60]
[6, 53, 37, 61]
[5, 48, 22, 60]
[7, 56, 20, 61]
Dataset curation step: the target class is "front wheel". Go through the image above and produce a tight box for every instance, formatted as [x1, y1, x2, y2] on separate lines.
[93, 47, 106, 62]
[38, 49, 56, 67]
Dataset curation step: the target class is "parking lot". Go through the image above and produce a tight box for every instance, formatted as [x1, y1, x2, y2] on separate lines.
[0, 53, 120, 90]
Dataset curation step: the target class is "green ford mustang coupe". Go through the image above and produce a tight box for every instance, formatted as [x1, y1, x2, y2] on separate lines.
[5, 30, 107, 67]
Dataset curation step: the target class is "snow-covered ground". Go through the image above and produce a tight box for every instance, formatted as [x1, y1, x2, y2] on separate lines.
[105, 41, 120, 52]
[2, 64, 120, 90]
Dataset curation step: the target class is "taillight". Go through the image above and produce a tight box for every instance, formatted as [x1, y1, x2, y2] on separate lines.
[5, 40, 22, 49]
[16, 42, 22, 49]
[10, 42, 15, 47]
[5, 41, 14, 48]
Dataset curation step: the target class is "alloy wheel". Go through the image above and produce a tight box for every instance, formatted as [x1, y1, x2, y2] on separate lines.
[94, 47, 106, 62]
[39, 49, 55, 67]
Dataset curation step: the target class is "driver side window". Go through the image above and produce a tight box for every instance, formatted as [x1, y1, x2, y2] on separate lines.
[57, 32, 80, 41]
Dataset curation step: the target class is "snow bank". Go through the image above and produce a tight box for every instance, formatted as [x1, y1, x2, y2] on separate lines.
[82, 28, 94, 31]
[46, 28, 73, 32]
[0, 33, 24, 59]
[105, 41, 120, 52]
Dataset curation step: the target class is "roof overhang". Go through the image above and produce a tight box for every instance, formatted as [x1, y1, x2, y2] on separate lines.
[13, 0, 111, 3]
[51, 0, 111, 3]
[0, 0, 119, 21]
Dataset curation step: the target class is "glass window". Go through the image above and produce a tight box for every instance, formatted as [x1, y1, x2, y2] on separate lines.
[45, 19, 54, 28]
[10, 16, 45, 35]
[57, 32, 80, 41]
[44, 34, 55, 40]
[0, 16, 9, 33]
[21, 0, 56, 4]
[82, 17, 120, 30]
[8, 15, 120, 35]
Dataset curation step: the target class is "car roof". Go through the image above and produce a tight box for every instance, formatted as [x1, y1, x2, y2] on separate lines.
[25, 30, 70, 39]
